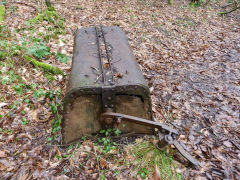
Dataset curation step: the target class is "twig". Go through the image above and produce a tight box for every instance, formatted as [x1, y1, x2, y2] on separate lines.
[91, 66, 103, 83]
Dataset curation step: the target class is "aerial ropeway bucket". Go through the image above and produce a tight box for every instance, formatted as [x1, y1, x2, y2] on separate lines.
[61, 26, 199, 166]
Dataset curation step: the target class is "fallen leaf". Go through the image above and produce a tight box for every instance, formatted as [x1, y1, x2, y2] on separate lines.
[0, 151, 7, 158]
[99, 158, 108, 169]
[0, 103, 8, 108]
[223, 141, 232, 148]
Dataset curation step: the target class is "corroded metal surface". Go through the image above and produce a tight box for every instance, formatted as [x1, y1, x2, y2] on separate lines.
[62, 26, 153, 144]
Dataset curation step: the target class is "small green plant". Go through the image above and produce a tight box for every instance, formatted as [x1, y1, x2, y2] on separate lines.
[7, 129, 14, 135]
[13, 83, 25, 94]
[56, 52, 70, 64]
[8, 5, 18, 15]
[27, 6, 65, 42]
[100, 170, 106, 180]
[55, 154, 62, 160]
[138, 168, 149, 179]
[114, 128, 121, 136]
[47, 90, 62, 134]
[190, 0, 206, 7]
[98, 128, 120, 153]
[81, 136, 87, 141]
[33, 89, 45, 98]
[0, 25, 8, 38]
[28, 7, 64, 29]
[0, 70, 19, 85]
[21, 117, 29, 125]
[9, 100, 20, 109]
[27, 43, 50, 59]
[51, 114, 60, 133]
[44, 72, 55, 82]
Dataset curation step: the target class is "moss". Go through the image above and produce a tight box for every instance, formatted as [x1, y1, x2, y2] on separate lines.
[23, 55, 64, 75]
[0, 5, 5, 24]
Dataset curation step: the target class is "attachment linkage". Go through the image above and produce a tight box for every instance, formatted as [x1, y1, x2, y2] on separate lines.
[101, 112, 200, 167]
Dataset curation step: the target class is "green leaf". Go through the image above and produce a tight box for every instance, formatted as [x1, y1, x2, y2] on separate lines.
[105, 131, 109, 136]
[33, 89, 45, 98]
[100, 174, 105, 180]
[96, 156, 100, 161]
[140, 172, 146, 179]
[81, 136, 87, 141]
[56, 52, 70, 64]
[100, 129, 105, 134]
[114, 128, 121, 136]
[21, 118, 29, 125]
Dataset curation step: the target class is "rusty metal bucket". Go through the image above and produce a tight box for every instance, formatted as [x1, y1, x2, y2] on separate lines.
[61, 26, 199, 166]
[62, 26, 153, 144]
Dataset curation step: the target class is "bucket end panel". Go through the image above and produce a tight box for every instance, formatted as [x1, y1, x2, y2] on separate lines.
[116, 95, 153, 134]
[62, 95, 102, 144]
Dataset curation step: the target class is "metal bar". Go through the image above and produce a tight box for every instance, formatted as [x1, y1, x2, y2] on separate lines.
[101, 112, 178, 135]
[173, 140, 200, 166]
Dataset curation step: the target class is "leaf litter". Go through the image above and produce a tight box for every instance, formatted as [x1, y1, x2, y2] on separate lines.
[0, 0, 239, 179]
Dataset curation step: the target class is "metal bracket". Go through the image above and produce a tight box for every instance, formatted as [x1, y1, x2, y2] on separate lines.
[102, 86, 116, 112]
[96, 26, 116, 123]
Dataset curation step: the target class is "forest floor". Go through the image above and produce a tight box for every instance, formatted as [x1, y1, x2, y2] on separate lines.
[0, 0, 239, 179]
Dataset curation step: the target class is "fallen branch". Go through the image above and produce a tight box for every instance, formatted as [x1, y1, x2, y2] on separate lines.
[23, 55, 64, 75]
[219, 6, 240, 15]
[8, 1, 37, 11]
